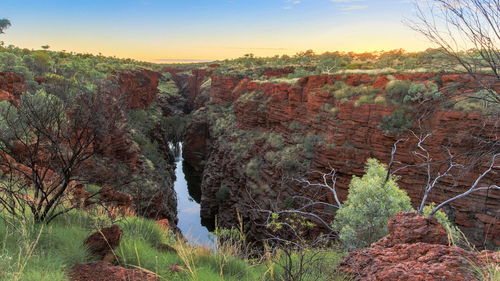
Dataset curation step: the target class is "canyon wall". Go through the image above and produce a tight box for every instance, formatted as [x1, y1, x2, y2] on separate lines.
[181, 69, 499, 247]
[0, 70, 179, 227]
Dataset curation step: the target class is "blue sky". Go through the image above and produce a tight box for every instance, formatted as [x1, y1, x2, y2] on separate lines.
[1, 0, 432, 62]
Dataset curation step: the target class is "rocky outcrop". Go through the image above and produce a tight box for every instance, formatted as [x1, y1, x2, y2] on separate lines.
[376, 211, 448, 247]
[0, 72, 27, 100]
[83, 225, 123, 262]
[182, 72, 499, 246]
[71, 261, 158, 281]
[112, 69, 161, 110]
[262, 67, 295, 78]
[338, 212, 499, 280]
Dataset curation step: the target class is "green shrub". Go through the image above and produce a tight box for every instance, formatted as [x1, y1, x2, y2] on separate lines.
[333, 158, 413, 250]
[303, 132, 323, 159]
[405, 81, 442, 103]
[333, 80, 348, 90]
[216, 186, 231, 203]
[265, 145, 308, 174]
[355, 94, 374, 106]
[119, 217, 168, 248]
[453, 90, 499, 115]
[334, 86, 357, 101]
[245, 157, 261, 179]
[453, 98, 484, 112]
[385, 80, 410, 104]
[374, 96, 385, 104]
[380, 108, 414, 136]
[267, 133, 284, 149]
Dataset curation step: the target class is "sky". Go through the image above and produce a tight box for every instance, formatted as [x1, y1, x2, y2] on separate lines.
[0, 0, 434, 62]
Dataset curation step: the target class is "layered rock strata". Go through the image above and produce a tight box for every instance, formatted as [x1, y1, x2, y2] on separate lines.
[182, 70, 499, 246]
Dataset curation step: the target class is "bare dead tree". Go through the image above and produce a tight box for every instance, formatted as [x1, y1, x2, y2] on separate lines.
[408, 0, 500, 107]
[0, 86, 119, 223]
[291, 168, 342, 211]
[242, 169, 341, 281]
[386, 132, 499, 217]
[428, 152, 499, 216]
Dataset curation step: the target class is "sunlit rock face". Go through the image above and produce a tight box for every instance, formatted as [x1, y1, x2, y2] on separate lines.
[181, 69, 499, 246]
[338, 211, 499, 281]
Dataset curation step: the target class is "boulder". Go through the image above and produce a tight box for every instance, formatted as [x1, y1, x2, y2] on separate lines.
[340, 243, 482, 281]
[338, 212, 498, 281]
[70, 261, 157, 281]
[375, 211, 448, 247]
[83, 225, 122, 261]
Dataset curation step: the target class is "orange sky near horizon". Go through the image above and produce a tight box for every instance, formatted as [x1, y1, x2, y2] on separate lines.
[1, 0, 434, 63]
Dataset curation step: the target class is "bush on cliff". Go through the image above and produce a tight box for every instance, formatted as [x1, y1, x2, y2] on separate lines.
[385, 79, 410, 105]
[333, 158, 413, 250]
[380, 108, 414, 136]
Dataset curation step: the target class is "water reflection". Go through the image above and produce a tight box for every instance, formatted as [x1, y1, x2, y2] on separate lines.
[173, 143, 214, 246]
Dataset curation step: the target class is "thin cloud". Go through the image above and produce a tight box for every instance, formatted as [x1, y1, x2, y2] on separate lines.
[284, 0, 301, 10]
[340, 5, 368, 11]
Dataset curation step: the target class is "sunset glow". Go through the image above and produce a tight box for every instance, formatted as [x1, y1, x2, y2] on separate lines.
[1, 0, 432, 62]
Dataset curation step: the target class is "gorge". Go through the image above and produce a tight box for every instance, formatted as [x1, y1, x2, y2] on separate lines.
[1, 65, 498, 249]
[169, 68, 500, 248]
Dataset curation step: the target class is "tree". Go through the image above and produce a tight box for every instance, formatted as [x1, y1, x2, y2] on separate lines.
[386, 133, 499, 218]
[317, 53, 344, 74]
[0, 19, 11, 34]
[333, 158, 413, 250]
[408, 0, 500, 109]
[406, 1, 500, 244]
[0, 86, 119, 223]
[246, 168, 341, 281]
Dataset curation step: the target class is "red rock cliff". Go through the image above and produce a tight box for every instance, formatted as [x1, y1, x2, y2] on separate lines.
[0, 70, 178, 228]
[183, 72, 499, 246]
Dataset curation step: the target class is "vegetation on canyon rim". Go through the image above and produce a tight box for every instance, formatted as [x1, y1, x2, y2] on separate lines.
[0, 0, 499, 280]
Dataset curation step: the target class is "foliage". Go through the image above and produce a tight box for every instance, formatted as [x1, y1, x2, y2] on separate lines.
[265, 212, 350, 281]
[303, 132, 323, 159]
[405, 81, 442, 103]
[237, 91, 270, 113]
[245, 158, 262, 179]
[0, 207, 273, 281]
[453, 89, 500, 115]
[333, 158, 413, 250]
[192, 47, 470, 79]
[216, 186, 231, 203]
[0, 210, 101, 281]
[385, 79, 411, 105]
[0, 19, 10, 34]
[265, 145, 309, 175]
[380, 108, 414, 136]
[0, 44, 156, 93]
[0, 87, 118, 223]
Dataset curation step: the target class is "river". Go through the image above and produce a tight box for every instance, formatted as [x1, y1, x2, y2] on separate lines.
[173, 144, 214, 247]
